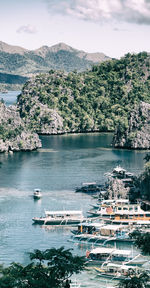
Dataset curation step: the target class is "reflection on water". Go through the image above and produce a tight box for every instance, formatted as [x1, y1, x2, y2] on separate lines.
[0, 133, 148, 287]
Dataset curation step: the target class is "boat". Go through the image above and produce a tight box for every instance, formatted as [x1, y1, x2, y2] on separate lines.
[86, 246, 149, 267]
[32, 210, 84, 225]
[33, 189, 42, 199]
[86, 247, 133, 266]
[72, 224, 133, 245]
[88, 200, 150, 225]
[105, 166, 135, 180]
[75, 182, 102, 193]
[94, 262, 143, 280]
[87, 199, 129, 217]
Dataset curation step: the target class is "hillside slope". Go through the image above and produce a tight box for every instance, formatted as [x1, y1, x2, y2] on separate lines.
[17, 52, 150, 138]
[0, 41, 110, 75]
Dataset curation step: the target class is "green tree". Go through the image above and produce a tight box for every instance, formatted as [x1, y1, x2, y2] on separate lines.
[0, 247, 85, 288]
[129, 230, 150, 255]
[118, 270, 150, 288]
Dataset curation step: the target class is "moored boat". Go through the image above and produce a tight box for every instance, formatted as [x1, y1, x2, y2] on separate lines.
[71, 222, 132, 244]
[75, 182, 102, 193]
[32, 210, 84, 225]
[105, 166, 135, 180]
[86, 247, 132, 266]
[88, 200, 150, 225]
[94, 262, 143, 280]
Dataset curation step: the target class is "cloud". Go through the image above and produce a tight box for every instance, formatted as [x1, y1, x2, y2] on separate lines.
[16, 25, 37, 34]
[45, 0, 150, 25]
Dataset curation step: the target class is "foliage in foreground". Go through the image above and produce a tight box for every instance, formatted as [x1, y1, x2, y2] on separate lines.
[0, 247, 85, 288]
[129, 230, 150, 255]
[118, 269, 150, 288]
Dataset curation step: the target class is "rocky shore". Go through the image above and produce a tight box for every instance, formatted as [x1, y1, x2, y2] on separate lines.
[113, 101, 150, 149]
[0, 102, 41, 152]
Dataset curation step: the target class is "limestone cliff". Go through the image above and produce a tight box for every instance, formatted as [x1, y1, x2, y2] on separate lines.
[113, 102, 150, 149]
[0, 102, 41, 152]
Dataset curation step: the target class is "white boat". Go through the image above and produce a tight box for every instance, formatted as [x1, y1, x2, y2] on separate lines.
[86, 247, 149, 267]
[72, 223, 132, 244]
[33, 189, 42, 199]
[32, 210, 84, 225]
[88, 200, 150, 225]
[94, 262, 143, 280]
[105, 166, 135, 179]
[86, 247, 132, 266]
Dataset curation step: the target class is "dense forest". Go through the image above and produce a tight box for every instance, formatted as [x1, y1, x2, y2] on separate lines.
[17, 52, 150, 134]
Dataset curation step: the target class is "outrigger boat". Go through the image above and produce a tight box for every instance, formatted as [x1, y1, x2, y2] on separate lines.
[94, 262, 144, 280]
[86, 247, 132, 266]
[86, 247, 149, 266]
[32, 210, 84, 225]
[72, 223, 132, 244]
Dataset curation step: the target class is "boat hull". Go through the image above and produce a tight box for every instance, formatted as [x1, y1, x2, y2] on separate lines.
[32, 218, 84, 225]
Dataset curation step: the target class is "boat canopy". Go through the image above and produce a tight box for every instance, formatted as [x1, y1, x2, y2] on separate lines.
[106, 263, 134, 270]
[100, 224, 126, 231]
[78, 222, 104, 228]
[34, 188, 41, 192]
[112, 249, 131, 256]
[82, 182, 97, 186]
[90, 247, 115, 255]
[45, 210, 83, 216]
[90, 247, 131, 256]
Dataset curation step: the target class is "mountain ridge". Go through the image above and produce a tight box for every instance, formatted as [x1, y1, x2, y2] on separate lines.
[0, 41, 110, 77]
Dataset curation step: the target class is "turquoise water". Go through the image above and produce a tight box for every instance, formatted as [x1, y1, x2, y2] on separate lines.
[0, 93, 148, 287]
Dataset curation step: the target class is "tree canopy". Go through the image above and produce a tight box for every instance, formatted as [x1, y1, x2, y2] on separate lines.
[0, 247, 85, 288]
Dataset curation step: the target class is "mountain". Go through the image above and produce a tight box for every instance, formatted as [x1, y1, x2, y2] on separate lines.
[0, 41, 110, 77]
[17, 52, 150, 146]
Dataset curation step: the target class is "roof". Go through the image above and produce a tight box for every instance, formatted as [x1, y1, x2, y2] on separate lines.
[107, 263, 136, 270]
[78, 222, 104, 228]
[90, 247, 115, 254]
[100, 224, 125, 230]
[45, 210, 83, 215]
[102, 200, 115, 203]
[113, 166, 126, 172]
[90, 247, 131, 255]
[88, 223, 105, 228]
[115, 199, 129, 203]
[82, 182, 96, 186]
[112, 249, 131, 256]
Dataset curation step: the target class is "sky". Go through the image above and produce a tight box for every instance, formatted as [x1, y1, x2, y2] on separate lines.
[0, 0, 150, 58]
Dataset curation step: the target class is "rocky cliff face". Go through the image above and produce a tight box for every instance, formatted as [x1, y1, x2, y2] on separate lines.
[113, 102, 150, 149]
[0, 102, 41, 152]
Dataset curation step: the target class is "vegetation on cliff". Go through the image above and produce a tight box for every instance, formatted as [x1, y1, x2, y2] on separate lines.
[17, 52, 150, 135]
[0, 101, 41, 152]
[113, 101, 150, 149]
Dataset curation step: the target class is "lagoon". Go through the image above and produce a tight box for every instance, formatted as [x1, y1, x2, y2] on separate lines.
[0, 92, 147, 287]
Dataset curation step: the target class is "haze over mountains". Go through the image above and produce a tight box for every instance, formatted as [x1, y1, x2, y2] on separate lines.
[0, 41, 110, 77]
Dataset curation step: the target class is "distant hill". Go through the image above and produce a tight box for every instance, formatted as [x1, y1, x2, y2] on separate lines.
[0, 41, 110, 76]
[0, 72, 28, 84]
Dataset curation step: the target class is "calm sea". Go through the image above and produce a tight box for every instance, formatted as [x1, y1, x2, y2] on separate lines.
[0, 91, 148, 287]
